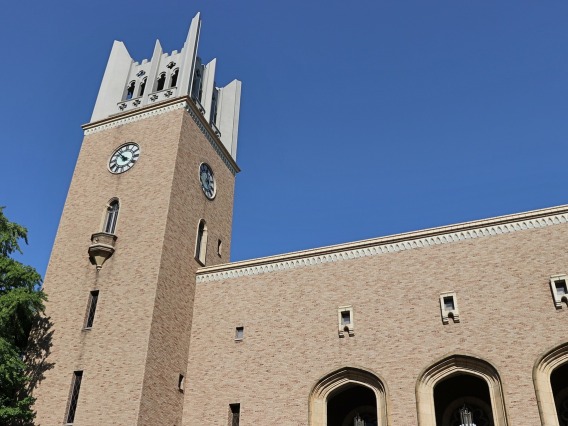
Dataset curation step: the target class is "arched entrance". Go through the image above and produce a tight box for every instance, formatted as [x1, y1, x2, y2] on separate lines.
[551, 363, 568, 425]
[327, 383, 377, 426]
[534, 342, 568, 426]
[416, 354, 508, 426]
[434, 374, 494, 426]
[309, 367, 388, 426]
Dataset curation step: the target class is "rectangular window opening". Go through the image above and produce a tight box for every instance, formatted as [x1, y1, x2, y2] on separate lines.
[84, 290, 99, 329]
[229, 403, 240, 426]
[555, 280, 567, 296]
[217, 239, 222, 257]
[65, 370, 83, 424]
[443, 296, 455, 311]
[235, 326, 244, 340]
[341, 310, 351, 325]
[178, 374, 185, 392]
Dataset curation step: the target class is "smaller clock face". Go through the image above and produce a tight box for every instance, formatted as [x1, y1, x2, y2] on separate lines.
[109, 143, 140, 174]
[199, 163, 216, 199]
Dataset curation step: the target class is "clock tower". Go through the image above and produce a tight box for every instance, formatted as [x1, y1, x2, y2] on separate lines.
[34, 13, 241, 425]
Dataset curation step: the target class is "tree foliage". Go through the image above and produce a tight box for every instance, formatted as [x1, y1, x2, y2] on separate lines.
[0, 207, 45, 425]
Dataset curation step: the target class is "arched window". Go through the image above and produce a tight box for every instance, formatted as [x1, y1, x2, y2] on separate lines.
[156, 73, 166, 91]
[104, 200, 119, 234]
[416, 354, 508, 426]
[139, 77, 147, 97]
[309, 367, 388, 426]
[195, 220, 208, 265]
[170, 68, 179, 88]
[126, 81, 135, 100]
[534, 342, 568, 426]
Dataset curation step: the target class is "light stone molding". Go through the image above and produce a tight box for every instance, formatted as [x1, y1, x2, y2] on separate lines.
[83, 97, 239, 176]
[533, 341, 568, 426]
[309, 367, 388, 426]
[549, 274, 568, 309]
[197, 205, 568, 283]
[440, 292, 460, 324]
[416, 354, 508, 426]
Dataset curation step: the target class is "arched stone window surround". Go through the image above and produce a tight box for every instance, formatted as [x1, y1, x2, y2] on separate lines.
[102, 198, 120, 234]
[308, 366, 389, 426]
[169, 68, 179, 88]
[533, 341, 568, 425]
[125, 80, 136, 100]
[416, 354, 508, 426]
[195, 219, 208, 265]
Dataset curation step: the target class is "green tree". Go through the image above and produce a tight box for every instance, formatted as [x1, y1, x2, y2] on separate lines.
[0, 207, 45, 425]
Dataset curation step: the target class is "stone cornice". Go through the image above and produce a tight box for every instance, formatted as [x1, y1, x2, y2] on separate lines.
[197, 204, 568, 283]
[82, 97, 240, 176]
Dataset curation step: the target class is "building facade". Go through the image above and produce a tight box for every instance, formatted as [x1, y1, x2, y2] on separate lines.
[34, 13, 568, 426]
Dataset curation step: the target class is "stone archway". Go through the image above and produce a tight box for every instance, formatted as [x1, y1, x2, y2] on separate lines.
[534, 341, 568, 426]
[416, 354, 508, 426]
[309, 367, 388, 426]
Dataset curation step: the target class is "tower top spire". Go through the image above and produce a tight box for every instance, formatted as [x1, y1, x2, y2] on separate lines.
[91, 12, 241, 160]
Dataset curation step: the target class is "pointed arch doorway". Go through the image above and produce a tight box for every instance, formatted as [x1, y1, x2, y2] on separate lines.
[309, 367, 388, 426]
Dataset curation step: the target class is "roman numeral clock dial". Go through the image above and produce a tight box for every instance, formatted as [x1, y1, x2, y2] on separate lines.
[108, 143, 140, 174]
[199, 163, 216, 200]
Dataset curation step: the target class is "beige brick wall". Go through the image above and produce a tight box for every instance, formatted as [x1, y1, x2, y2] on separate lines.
[184, 221, 568, 425]
[34, 103, 235, 425]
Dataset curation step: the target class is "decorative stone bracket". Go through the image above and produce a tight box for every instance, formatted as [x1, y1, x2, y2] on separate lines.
[88, 232, 117, 270]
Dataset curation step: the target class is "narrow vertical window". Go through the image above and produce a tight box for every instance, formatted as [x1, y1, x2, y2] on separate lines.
[157, 73, 166, 91]
[195, 220, 208, 265]
[178, 374, 185, 392]
[84, 290, 99, 329]
[217, 239, 222, 257]
[104, 200, 119, 234]
[65, 371, 83, 424]
[139, 77, 147, 97]
[229, 403, 240, 426]
[235, 326, 244, 341]
[191, 68, 202, 101]
[170, 68, 179, 88]
[126, 81, 135, 100]
[210, 89, 219, 125]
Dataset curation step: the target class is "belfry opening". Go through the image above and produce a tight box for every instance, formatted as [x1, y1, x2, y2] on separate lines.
[434, 374, 493, 426]
[327, 384, 377, 426]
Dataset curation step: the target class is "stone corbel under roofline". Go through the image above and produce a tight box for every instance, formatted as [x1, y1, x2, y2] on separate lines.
[81, 96, 240, 176]
[196, 204, 568, 282]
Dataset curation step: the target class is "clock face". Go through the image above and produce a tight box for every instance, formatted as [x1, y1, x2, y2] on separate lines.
[109, 143, 140, 174]
[199, 163, 216, 199]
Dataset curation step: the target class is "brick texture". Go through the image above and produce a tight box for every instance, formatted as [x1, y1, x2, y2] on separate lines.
[34, 104, 235, 425]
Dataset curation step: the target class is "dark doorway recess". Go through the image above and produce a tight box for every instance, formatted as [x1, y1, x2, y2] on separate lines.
[434, 374, 494, 426]
[552, 362, 568, 426]
[327, 384, 377, 426]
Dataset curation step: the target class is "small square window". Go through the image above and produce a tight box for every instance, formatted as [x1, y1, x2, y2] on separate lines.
[550, 275, 568, 309]
[235, 326, 244, 341]
[443, 296, 455, 311]
[440, 292, 460, 324]
[555, 280, 567, 296]
[337, 306, 354, 337]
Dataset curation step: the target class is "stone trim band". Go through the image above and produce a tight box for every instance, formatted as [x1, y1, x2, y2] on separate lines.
[197, 204, 568, 283]
[82, 97, 239, 176]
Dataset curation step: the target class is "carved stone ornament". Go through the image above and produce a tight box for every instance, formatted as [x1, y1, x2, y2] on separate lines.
[150, 94, 158, 102]
[119, 103, 127, 110]
[88, 232, 117, 270]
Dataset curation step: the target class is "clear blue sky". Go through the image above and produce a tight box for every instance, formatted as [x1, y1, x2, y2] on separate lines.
[1, 1, 567, 278]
